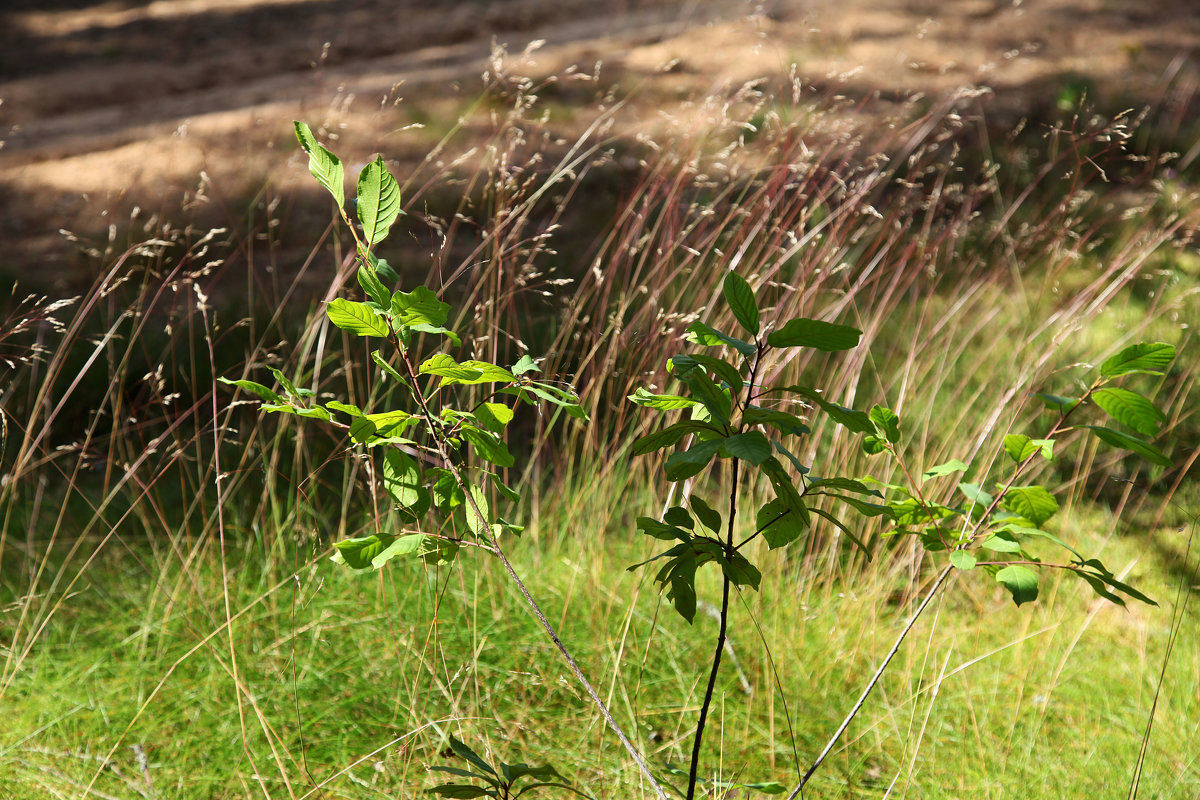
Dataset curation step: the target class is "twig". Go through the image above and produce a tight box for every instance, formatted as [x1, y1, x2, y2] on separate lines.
[787, 564, 953, 798]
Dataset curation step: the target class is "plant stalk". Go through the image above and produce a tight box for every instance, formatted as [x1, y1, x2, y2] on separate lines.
[392, 333, 668, 800]
[687, 458, 740, 800]
[787, 564, 953, 798]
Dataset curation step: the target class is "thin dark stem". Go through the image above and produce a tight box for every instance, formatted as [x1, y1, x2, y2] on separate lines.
[786, 564, 954, 799]
[390, 330, 668, 799]
[687, 458, 740, 800]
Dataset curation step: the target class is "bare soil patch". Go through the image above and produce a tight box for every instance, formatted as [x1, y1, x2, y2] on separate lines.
[2, 0, 1198, 284]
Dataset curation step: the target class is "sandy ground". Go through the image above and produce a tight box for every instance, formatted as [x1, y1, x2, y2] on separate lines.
[2, 0, 1198, 280]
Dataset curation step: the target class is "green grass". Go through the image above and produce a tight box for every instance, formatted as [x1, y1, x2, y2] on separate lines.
[2, 47, 1200, 800]
[1, 484, 1196, 798]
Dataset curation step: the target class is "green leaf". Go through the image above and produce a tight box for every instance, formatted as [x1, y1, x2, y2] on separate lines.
[826, 493, 891, 518]
[356, 155, 402, 245]
[327, 298, 390, 337]
[630, 421, 722, 456]
[370, 534, 427, 567]
[357, 261, 391, 308]
[689, 495, 722, 532]
[217, 377, 283, 404]
[294, 121, 344, 208]
[771, 440, 809, 475]
[922, 459, 969, 481]
[667, 557, 699, 623]
[996, 565, 1039, 606]
[664, 437, 725, 481]
[756, 498, 805, 549]
[408, 324, 462, 347]
[720, 552, 762, 589]
[981, 531, 1023, 554]
[722, 431, 772, 464]
[1083, 426, 1173, 467]
[511, 354, 539, 375]
[460, 426, 514, 468]
[1091, 387, 1167, 437]
[430, 470, 463, 511]
[635, 517, 691, 541]
[684, 321, 756, 358]
[766, 318, 861, 351]
[680, 369, 732, 425]
[499, 762, 564, 784]
[741, 406, 810, 437]
[783, 386, 873, 433]
[371, 350, 412, 390]
[475, 402, 514, 434]
[371, 254, 400, 283]
[671, 353, 745, 393]
[427, 783, 492, 798]
[419, 354, 484, 383]
[722, 271, 760, 335]
[861, 435, 887, 455]
[806, 477, 879, 496]
[1003, 434, 1055, 463]
[505, 381, 588, 419]
[1074, 566, 1156, 606]
[761, 456, 811, 530]
[1002, 485, 1059, 527]
[996, 523, 1082, 558]
[267, 366, 306, 398]
[869, 405, 901, 443]
[806, 506, 871, 556]
[1099, 342, 1175, 377]
[1034, 392, 1080, 413]
[663, 505, 694, 529]
[465, 484, 490, 537]
[326, 400, 363, 417]
[349, 416, 377, 443]
[365, 409, 417, 438]
[440, 360, 516, 387]
[264, 404, 331, 421]
[950, 550, 977, 571]
[448, 736, 497, 777]
[391, 285, 451, 328]
[382, 450, 429, 522]
[957, 482, 993, 521]
[628, 388, 699, 411]
[331, 533, 422, 570]
[428, 765, 493, 781]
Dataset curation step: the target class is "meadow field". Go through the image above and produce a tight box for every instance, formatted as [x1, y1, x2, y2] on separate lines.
[1, 2, 1199, 798]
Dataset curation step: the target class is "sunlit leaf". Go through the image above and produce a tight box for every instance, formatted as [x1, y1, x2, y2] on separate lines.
[1099, 342, 1175, 377]
[217, 377, 282, 404]
[722, 431, 772, 464]
[356, 155, 402, 245]
[1002, 485, 1059, 527]
[1083, 425, 1173, 467]
[1091, 387, 1166, 437]
[996, 564, 1039, 606]
[766, 318, 861, 351]
[684, 321, 756, 358]
[327, 298, 390, 337]
[294, 121, 344, 208]
[722, 271, 760, 336]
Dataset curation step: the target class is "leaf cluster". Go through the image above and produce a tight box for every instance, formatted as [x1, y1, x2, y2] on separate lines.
[629, 272, 878, 622]
[428, 736, 590, 800]
[221, 124, 586, 571]
[860, 340, 1175, 606]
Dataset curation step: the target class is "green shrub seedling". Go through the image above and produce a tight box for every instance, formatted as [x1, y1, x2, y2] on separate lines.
[428, 735, 592, 800]
[222, 122, 668, 798]
[629, 272, 1175, 798]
